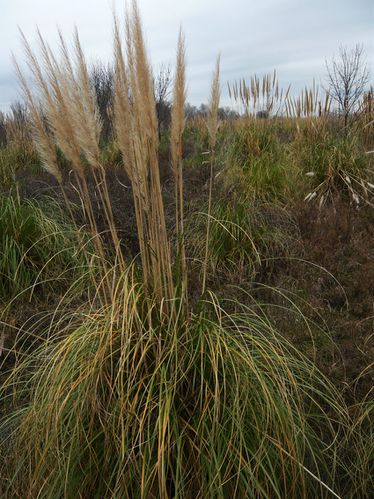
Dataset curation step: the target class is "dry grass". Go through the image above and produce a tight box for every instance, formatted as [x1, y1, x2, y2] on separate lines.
[202, 55, 221, 295]
[170, 29, 188, 309]
[228, 70, 290, 117]
[114, 4, 174, 307]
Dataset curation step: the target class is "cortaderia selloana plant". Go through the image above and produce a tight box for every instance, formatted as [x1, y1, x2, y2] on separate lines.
[0, 2, 353, 498]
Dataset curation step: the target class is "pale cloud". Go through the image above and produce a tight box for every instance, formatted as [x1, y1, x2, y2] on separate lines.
[0, 0, 373, 111]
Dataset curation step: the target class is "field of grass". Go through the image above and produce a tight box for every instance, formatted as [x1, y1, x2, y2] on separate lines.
[0, 3, 373, 498]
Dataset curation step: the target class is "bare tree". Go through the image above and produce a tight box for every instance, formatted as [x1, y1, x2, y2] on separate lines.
[325, 44, 370, 127]
[0, 111, 6, 147]
[7, 101, 32, 160]
[90, 63, 114, 143]
[154, 64, 172, 138]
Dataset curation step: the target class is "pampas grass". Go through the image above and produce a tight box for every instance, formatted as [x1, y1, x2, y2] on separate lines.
[202, 54, 220, 294]
[0, 2, 362, 498]
[0, 274, 350, 498]
[114, 4, 174, 306]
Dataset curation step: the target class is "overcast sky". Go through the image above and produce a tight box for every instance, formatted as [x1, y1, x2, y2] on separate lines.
[0, 0, 373, 111]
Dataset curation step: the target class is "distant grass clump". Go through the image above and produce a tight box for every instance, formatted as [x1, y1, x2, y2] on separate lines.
[221, 120, 292, 201]
[190, 198, 295, 279]
[0, 103, 41, 185]
[292, 121, 373, 205]
[0, 195, 88, 303]
[0, 143, 40, 186]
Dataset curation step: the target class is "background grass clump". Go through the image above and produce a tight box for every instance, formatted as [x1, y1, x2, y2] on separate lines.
[189, 197, 297, 281]
[0, 194, 89, 303]
[0, 143, 40, 186]
[291, 121, 373, 204]
[220, 119, 294, 201]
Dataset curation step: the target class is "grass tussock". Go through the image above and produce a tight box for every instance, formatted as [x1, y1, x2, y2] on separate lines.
[292, 121, 373, 205]
[0, 2, 372, 498]
[220, 119, 293, 202]
[189, 198, 297, 280]
[1, 276, 349, 498]
[0, 194, 88, 303]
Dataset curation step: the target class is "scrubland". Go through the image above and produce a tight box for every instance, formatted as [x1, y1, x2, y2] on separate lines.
[0, 3, 373, 497]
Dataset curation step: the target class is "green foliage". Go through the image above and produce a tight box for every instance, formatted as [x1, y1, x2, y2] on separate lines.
[221, 120, 293, 201]
[347, 399, 374, 497]
[292, 122, 373, 204]
[0, 278, 349, 498]
[0, 144, 40, 186]
[0, 195, 89, 302]
[190, 198, 295, 278]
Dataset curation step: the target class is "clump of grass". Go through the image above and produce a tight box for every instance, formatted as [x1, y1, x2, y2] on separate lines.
[0, 2, 359, 498]
[221, 119, 292, 201]
[292, 119, 373, 206]
[1, 276, 349, 498]
[228, 70, 290, 117]
[0, 143, 40, 186]
[189, 198, 296, 280]
[0, 194, 88, 303]
[0, 102, 40, 184]
[285, 82, 331, 119]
